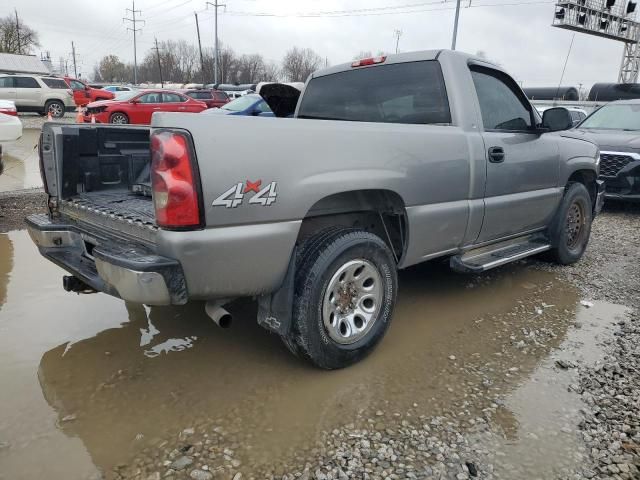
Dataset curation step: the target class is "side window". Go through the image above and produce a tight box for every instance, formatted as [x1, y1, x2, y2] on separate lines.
[70, 80, 85, 91]
[15, 77, 40, 88]
[162, 93, 186, 103]
[137, 93, 161, 103]
[470, 66, 532, 131]
[0, 77, 14, 88]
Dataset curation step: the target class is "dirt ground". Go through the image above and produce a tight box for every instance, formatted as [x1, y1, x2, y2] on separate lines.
[0, 192, 638, 480]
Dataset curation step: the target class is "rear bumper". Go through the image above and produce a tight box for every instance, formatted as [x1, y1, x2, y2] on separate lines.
[26, 214, 187, 305]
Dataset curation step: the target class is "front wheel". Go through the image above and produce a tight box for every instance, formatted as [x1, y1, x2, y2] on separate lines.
[283, 229, 398, 369]
[109, 112, 129, 124]
[547, 182, 593, 265]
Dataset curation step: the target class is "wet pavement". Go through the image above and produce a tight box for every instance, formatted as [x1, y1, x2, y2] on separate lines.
[0, 129, 42, 193]
[0, 229, 628, 479]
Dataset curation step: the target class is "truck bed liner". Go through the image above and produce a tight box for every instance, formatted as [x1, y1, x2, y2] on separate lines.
[62, 192, 156, 227]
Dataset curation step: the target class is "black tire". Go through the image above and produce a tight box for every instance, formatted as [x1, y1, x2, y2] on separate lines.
[44, 100, 65, 118]
[283, 228, 398, 369]
[109, 112, 129, 124]
[547, 182, 593, 265]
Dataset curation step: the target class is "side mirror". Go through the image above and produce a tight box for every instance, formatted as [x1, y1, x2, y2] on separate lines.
[130, 99, 138, 104]
[542, 107, 573, 132]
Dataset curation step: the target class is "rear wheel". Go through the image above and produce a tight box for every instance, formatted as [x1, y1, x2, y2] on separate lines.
[283, 228, 398, 369]
[44, 100, 65, 118]
[547, 182, 593, 264]
[109, 112, 129, 124]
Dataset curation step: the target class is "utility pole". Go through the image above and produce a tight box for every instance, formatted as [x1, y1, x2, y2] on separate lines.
[14, 9, 21, 55]
[71, 41, 78, 78]
[124, 0, 144, 85]
[154, 37, 164, 88]
[206, 1, 226, 85]
[451, 0, 461, 50]
[394, 29, 403, 54]
[195, 12, 205, 86]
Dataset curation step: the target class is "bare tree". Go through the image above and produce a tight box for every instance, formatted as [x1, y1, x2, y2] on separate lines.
[98, 55, 128, 83]
[263, 61, 281, 82]
[0, 15, 40, 54]
[281, 47, 322, 82]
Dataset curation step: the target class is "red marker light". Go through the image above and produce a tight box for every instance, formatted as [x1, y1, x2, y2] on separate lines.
[351, 56, 387, 68]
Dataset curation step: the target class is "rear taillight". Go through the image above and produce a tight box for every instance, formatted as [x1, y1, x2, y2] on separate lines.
[150, 130, 202, 229]
[0, 107, 17, 116]
[351, 56, 386, 68]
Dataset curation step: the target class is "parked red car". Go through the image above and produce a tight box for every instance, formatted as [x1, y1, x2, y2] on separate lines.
[83, 90, 208, 124]
[64, 76, 115, 107]
[179, 89, 230, 108]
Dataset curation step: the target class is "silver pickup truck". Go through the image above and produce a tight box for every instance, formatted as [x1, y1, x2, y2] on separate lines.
[27, 50, 604, 369]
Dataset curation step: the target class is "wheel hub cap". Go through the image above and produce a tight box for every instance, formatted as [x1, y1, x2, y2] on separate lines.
[566, 202, 584, 249]
[322, 259, 383, 345]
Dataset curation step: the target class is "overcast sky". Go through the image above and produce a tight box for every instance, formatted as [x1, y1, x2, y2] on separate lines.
[12, 0, 628, 90]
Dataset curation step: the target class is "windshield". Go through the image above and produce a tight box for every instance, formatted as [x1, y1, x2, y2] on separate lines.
[221, 95, 259, 111]
[579, 103, 640, 131]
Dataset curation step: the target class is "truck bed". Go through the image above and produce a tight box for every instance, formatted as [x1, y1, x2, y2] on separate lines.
[41, 124, 156, 240]
[62, 192, 155, 226]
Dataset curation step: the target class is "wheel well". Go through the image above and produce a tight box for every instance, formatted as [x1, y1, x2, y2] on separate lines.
[297, 190, 407, 263]
[567, 169, 597, 204]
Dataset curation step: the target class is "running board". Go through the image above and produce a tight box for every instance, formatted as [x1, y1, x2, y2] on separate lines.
[450, 238, 551, 273]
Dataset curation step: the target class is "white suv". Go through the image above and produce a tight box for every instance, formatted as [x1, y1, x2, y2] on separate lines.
[0, 74, 75, 118]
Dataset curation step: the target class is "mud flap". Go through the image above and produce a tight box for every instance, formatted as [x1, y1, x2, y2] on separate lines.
[257, 246, 296, 335]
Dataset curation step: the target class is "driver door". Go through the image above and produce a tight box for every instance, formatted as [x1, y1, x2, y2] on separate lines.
[470, 65, 561, 243]
[134, 92, 163, 124]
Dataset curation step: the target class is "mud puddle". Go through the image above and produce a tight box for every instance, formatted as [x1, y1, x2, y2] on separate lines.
[0, 230, 628, 479]
[0, 129, 42, 193]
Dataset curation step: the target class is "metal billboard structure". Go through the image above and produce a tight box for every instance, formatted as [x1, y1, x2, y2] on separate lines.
[552, 0, 640, 82]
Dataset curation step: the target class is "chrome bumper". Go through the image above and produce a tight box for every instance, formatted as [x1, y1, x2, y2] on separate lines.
[26, 214, 187, 305]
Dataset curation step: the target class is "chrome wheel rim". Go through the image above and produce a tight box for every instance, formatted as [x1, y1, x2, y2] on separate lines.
[49, 102, 63, 117]
[322, 259, 383, 345]
[566, 202, 585, 249]
[111, 114, 127, 124]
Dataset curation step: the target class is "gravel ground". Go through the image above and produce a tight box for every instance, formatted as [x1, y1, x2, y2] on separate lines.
[18, 112, 76, 130]
[1, 193, 638, 480]
[0, 189, 46, 233]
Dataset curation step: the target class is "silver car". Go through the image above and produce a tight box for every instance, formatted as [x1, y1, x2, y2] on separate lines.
[0, 74, 75, 118]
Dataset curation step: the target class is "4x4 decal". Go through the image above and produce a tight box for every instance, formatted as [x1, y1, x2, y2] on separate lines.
[212, 180, 277, 208]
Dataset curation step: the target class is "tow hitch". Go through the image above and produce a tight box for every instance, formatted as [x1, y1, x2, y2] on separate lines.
[62, 275, 97, 294]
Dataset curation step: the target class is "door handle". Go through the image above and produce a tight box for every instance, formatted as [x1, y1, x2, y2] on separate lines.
[153, 107, 161, 110]
[488, 146, 505, 163]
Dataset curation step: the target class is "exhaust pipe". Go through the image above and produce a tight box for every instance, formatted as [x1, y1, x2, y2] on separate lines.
[62, 275, 96, 294]
[205, 300, 232, 328]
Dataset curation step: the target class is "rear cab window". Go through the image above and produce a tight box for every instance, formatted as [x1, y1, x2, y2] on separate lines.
[297, 60, 452, 125]
[0, 77, 13, 88]
[41, 78, 69, 89]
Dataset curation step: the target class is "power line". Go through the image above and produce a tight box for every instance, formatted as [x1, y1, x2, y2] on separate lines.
[124, 0, 145, 84]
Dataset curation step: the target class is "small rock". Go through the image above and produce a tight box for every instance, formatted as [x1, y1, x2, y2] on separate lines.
[449, 355, 456, 361]
[580, 300, 594, 308]
[170, 456, 193, 471]
[61, 414, 77, 422]
[189, 469, 213, 480]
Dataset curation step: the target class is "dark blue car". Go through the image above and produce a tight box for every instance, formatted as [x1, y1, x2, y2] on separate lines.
[201, 93, 274, 117]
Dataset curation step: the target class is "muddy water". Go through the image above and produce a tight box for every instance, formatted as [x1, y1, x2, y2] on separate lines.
[0, 230, 628, 479]
[0, 129, 42, 193]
